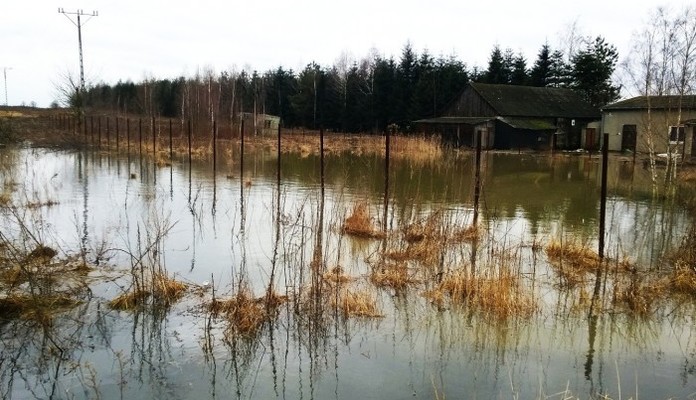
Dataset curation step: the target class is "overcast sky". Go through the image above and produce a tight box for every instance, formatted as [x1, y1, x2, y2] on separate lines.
[0, 0, 690, 107]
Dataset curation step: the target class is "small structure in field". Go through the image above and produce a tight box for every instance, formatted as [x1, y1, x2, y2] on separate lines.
[240, 112, 280, 136]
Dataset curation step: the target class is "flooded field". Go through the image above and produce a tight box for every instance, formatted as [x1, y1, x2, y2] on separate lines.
[1, 142, 695, 399]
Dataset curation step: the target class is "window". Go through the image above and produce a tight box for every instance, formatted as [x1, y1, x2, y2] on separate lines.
[669, 125, 685, 143]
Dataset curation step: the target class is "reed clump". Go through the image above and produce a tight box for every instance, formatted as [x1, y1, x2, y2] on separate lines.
[424, 268, 537, 320]
[388, 213, 445, 266]
[332, 289, 382, 318]
[109, 290, 150, 310]
[109, 272, 187, 310]
[209, 287, 286, 337]
[323, 266, 354, 285]
[0, 294, 80, 324]
[546, 241, 601, 286]
[370, 262, 419, 291]
[612, 273, 666, 317]
[450, 225, 480, 243]
[342, 202, 385, 239]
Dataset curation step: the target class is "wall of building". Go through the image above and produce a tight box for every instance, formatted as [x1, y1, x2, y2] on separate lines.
[602, 109, 696, 156]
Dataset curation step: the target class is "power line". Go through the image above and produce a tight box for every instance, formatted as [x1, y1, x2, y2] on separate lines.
[58, 8, 98, 93]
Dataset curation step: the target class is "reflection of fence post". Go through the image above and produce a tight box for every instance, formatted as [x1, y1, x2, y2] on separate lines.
[169, 119, 173, 162]
[213, 119, 217, 174]
[126, 118, 130, 152]
[115, 117, 120, 151]
[599, 133, 609, 259]
[106, 116, 110, 146]
[383, 126, 391, 232]
[473, 129, 482, 226]
[138, 118, 142, 156]
[152, 116, 156, 160]
[240, 118, 245, 184]
[320, 126, 325, 196]
[187, 119, 192, 169]
[276, 122, 281, 185]
[83, 116, 88, 143]
[97, 116, 101, 147]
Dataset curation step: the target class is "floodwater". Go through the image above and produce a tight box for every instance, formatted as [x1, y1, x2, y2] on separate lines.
[1, 144, 695, 399]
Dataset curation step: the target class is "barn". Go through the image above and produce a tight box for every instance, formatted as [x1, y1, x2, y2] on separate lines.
[415, 82, 600, 150]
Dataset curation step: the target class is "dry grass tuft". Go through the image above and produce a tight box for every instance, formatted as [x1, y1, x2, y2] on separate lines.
[613, 274, 666, 317]
[370, 262, 419, 291]
[387, 212, 447, 266]
[450, 225, 480, 243]
[671, 262, 696, 294]
[323, 266, 354, 285]
[109, 274, 187, 310]
[343, 202, 385, 239]
[546, 241, 600, 286]
[332, 289, 382, 318]
[153, 275, 187, 303]
[210, 289, 267, 336]
[0, 294, 80, 323]
[424, 268, 537, 320]
[109, 290, 150, 310]
[678, 168, 696, 182]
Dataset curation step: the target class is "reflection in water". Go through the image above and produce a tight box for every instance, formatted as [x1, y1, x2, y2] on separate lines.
[0, 146, 695, 399]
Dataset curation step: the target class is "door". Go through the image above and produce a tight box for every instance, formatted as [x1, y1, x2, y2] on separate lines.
[621, 125, 637, 152]
[691, 127, 696, 158]
[585, 128, 596, 150]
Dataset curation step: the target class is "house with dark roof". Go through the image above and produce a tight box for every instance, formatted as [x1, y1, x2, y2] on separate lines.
[601, 95, 696, 158]
[415, 82, 600, 150]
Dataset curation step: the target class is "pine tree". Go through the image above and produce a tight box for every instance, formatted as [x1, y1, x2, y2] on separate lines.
[483, 45, 507, 84]
[530, 44, 552, 86]
[548, 50, 571, 88]
[571, 36, 620, 107]
[510, 52, 529, 85]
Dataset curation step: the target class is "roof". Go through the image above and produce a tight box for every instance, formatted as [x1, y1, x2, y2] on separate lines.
[414, 117, 494, 125]
[602, 95, 696, 111]
[499, 117, 557, 130]
[469, 83, 600, 119]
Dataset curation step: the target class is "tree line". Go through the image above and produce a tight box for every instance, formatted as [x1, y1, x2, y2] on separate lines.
[76, 37, 620, 133]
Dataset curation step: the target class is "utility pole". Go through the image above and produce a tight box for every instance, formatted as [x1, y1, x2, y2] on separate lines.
[2, 67, 11, 106]
[58, 8, 98, 93]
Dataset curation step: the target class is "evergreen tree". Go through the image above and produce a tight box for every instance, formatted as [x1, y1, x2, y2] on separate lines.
[413, 50, 437, 118]
[530, 44, 552, 86]
[548, 50, 572, 88]
[510, 52, 529, 85]
[483, 45, 507, 84]
[372, 56, 397, 132]
[571, 36, 620, 107]
[435, 55, 469, 113]
[395, 42, 417, 129]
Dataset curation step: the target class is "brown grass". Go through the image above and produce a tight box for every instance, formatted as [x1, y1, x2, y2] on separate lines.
[424, 268, 537, 320]
[332, 289, 382, 318]
[248, 132, 443, 163]
[370, 262, 419, 291]
[109, 290, 151, 310]
[323, 266, 355, 285]
[612, 274, 666, 317]
[545, 241, 601, 286]
[450, 225, 480, 243]
[387, 212, 447, 266]
[342, 203, 385, 239]
[0, 294, 80, 324]
[109, 273, 187, 310]
[209, 287, 287, 337]
[678, 168, 696, 182]
[671, 262, 696, 294]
